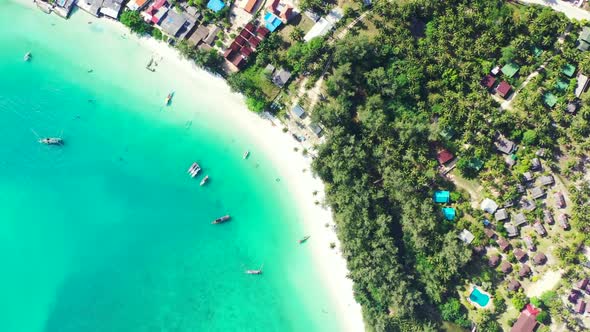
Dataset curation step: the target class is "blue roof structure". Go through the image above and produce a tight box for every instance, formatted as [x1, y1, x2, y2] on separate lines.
[292, 104, 305, 118]
[264, 12, 282, 32]
[483, 219, 491, 226]
[433, 191, 450, 204]
[443, 207, 456, 221]
[207, 0, 225, 12]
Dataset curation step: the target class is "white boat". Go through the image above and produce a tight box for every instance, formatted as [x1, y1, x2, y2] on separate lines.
[243, 151, 250, 159]
[190, 164, 201, 178]
[39, 137, 63, 145]
[187, 162, 198, 174]
[24, 52, 31, 61]
[200, 175, 209, 186]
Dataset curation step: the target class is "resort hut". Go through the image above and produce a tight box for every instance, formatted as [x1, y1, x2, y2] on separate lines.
[309, 123, 323, 137]
[555, 192, 566, 209]
[514, 248, 527, 262]
[539, 175, 554, 186]
[575, 300, 586, 314]
[569, 290, 580, 303]
[513, 213, 527, 227]
[533, 252, 547, 266]
[494, 135, 515, 154]
[543, 209, 555, 224]
[481, 75, 496, 89]
[433, 190, 451, 204]
[530, 187, 545, 200]
[489, 254, 501, 267]
[497, 82, 512, 98]
[442, 207, 456, 221]
[494, 208, 509, 222]
[516, 184, 526, 194]
[533, 221, 546, 236]
[436, 149, 454, 165]
[500, 261, 513, 274]
[576, 73, 589, 97]
[577, 278, 588, 290]
[272, 68, 292, 88]
[522, 172, 533, 183]
[484, 228, 496, 239]
[567, 101, 579, 114]
[481, 198, 498, 214]
[459, 229, 475, 244]
[558, 214, 569, 230]
[519, 198, 536, 212]
[523, 236, 536, 251]
[530, 158, 541, 171]
[519, 264, 531, 278]
[507, 279, 521, 291]
[497, 237, 511, 252]
[506, 224, 518, 238]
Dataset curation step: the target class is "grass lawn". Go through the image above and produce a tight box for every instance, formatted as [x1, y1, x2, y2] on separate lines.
[449, 169, 484, 207]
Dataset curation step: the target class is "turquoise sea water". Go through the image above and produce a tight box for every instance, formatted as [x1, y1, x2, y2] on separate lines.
[0, 2, 342, 331]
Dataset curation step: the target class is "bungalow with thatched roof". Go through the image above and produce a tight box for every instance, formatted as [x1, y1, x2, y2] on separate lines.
[523, 236, 536, 251]
[514, 249, 527, 262]
[559, 214, 570, 230]
[555, 192, 566, 209]
[500, 261, 513, 274]
[497, 237, 511, 252]
[489, 254, 501, 267]
[533, 252, 547, 266]
[506, 224, 518, 238]
[530, 187, 544, 200]
[543, 209, 555, 224]
[507, 279, 521, 291]
[519, 264, 531, 278]
[513, 213, 527, 227]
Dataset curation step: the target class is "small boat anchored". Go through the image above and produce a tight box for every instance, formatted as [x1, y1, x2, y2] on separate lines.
[24, 52, 31, 61]
[246, 264, 263, 275]
[298, 235, 310, 244]
[212, 215, 231, 224]
[39, 137, 63, 145]
[187, 162, 201, 178]
[200, 175, 209, 186]
[165, 91, 174, 105]
[243, 151, 250, 159]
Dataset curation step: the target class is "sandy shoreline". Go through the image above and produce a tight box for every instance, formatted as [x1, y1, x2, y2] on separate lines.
[16, 1, 364, 330]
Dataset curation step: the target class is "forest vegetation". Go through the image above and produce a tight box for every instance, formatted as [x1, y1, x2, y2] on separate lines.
[307, 0, 590, 330]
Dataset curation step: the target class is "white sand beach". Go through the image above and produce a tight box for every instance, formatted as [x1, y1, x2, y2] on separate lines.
[18, 1, 365, 330]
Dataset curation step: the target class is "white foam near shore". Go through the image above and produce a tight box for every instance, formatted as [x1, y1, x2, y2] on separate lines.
[16, 1, 365, 330]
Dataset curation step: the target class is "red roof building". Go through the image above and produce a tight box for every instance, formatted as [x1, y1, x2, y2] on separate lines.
[231, 55, 246, 69]
[243, 0, 258, 13]
[235, 35, 247, 46]
[481, 75, 496, 89]
[248, 36, 261, 48]
[244, 22, 255, 33]
[510, 304, 539, 332]
[223, 48, 235, 59]
[241, 45, 253, 57]
[240, 28, 252, 39]
[257, 27, 270, 39]
[497, 81, 512, 98]
[575, 300, 586, 314]
[268, 0, 293, 23]
[436, 149, 454, 165]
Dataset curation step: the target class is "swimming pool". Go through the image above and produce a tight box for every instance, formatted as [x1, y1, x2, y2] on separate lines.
[469, 287, 490, 307]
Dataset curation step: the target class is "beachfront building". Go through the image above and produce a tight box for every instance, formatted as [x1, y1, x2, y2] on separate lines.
[143, 0, 169, 24]
[127, 0, 150, 11]
[304, 8, 343, 42]
[496, 81, 512, 98]
[224, 23, 267, 71]
[267, 0, 293, 23]
[77, 0, 104, 17]
[188, 25, 211, 46]
[53, 0, 76, 18]
[100, 0, 124, 19]
[159, 9, 197, 39]
[272, 68, 292, 88]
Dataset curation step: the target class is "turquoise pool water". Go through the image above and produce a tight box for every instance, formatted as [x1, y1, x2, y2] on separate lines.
[469, 287, 490, 307]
